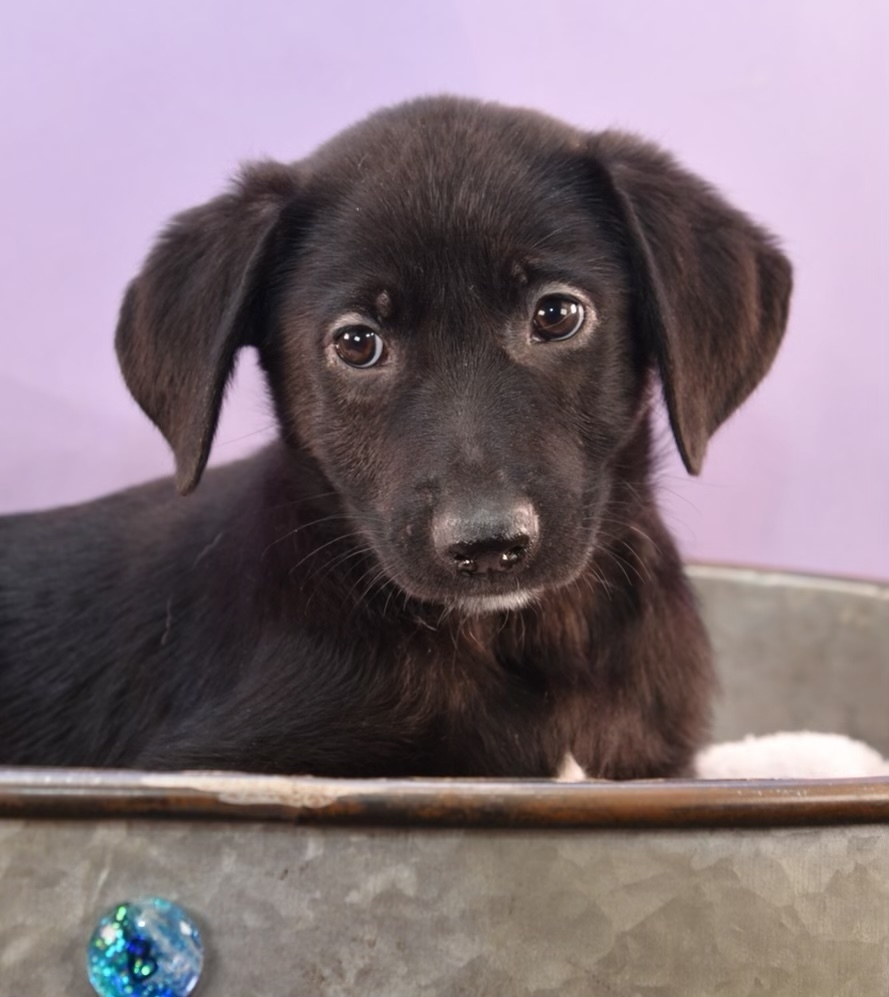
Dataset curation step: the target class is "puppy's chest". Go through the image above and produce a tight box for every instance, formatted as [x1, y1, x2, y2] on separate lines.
[400, 624, 592, 777]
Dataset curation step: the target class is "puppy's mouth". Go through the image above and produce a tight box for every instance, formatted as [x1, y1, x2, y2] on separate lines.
[386, 567, 544, 616]
[449, 589, 541, 615]
[382, 554, 594, 617]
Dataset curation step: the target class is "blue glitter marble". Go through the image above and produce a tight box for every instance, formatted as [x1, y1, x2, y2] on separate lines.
[86, 897, 203, 997]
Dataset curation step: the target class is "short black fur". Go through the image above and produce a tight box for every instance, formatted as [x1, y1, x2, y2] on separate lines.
[0, 97, 792, 776]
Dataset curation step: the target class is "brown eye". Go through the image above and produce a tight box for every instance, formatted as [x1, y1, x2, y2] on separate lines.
[333, 326, 385, 368]
[531, 295, 585, 342]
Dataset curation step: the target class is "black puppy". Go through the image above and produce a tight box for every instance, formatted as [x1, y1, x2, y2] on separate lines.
[0, 98, 791, 777]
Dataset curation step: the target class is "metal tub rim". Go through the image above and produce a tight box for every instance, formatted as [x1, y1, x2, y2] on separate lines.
[0, 768, 887, 829]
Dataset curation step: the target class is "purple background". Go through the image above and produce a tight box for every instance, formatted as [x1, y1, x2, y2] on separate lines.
[1, 1, 887, 579]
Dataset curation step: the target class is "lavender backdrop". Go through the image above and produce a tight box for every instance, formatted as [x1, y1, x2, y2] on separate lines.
[1, 1, 887, 579]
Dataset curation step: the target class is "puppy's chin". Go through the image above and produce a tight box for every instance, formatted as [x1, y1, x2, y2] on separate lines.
[449, 590, 540, 616]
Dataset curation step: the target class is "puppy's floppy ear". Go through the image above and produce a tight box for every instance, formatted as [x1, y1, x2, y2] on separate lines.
[116, 163, 299, 494]
[589, 134, 792, 474]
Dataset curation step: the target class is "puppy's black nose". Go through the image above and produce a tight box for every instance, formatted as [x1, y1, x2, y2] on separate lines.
[433, 502, 539, 576]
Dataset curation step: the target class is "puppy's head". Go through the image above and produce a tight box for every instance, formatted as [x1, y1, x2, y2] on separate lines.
[116, 97, 791, 614]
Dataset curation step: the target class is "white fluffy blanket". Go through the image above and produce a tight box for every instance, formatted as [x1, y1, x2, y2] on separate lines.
[695, 731, 889, 779]
[555, 733, 889, 781]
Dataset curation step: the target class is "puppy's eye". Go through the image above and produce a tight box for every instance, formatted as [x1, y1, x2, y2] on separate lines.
[531, 295, 585, 342]
[333, 326, 386, 368]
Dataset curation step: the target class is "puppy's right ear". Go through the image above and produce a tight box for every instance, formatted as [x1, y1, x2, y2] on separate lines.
[116, 163, 299, 495]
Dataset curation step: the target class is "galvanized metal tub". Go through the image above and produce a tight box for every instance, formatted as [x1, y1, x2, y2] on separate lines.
[1, 566, 887, 996]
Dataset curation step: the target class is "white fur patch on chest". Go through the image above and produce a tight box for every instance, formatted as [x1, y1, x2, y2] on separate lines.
[554, 751, 587, 782]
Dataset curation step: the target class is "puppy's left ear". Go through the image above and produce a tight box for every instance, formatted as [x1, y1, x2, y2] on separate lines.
[589, 134, 792, 474]
[116, 163, 299, 494]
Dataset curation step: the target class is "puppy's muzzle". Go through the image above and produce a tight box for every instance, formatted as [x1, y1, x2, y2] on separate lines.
[432, 501, 539, 577]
